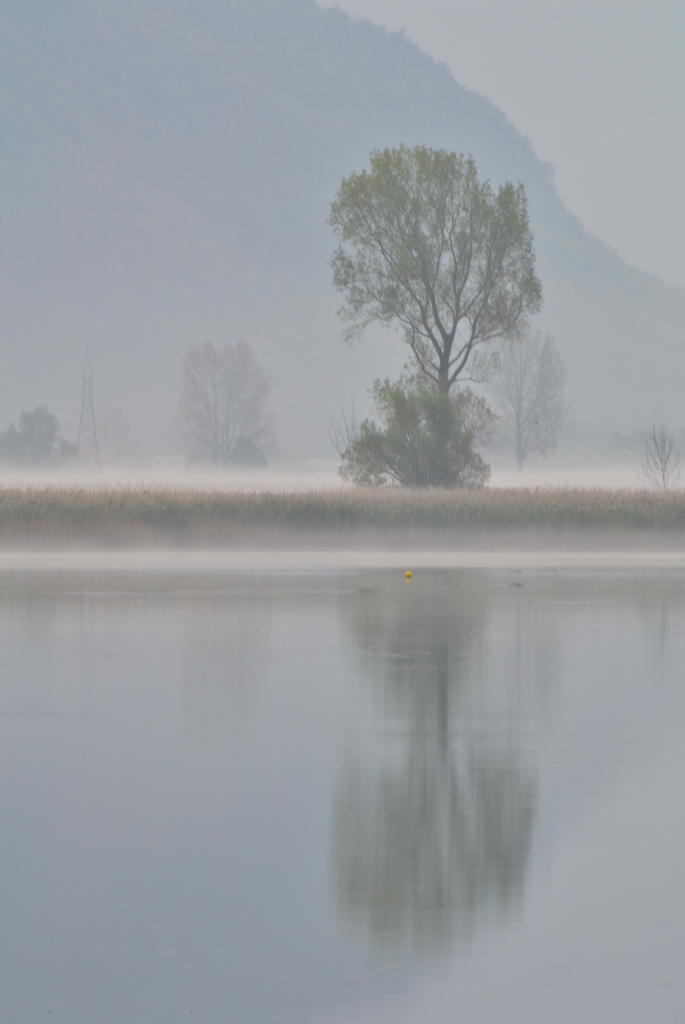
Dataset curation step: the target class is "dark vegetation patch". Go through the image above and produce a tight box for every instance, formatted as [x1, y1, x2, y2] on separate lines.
[1, 486, 685, 549]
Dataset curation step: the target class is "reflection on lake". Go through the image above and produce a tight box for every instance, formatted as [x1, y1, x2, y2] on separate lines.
[0, 568, 682, 1024]
[333, 574, 543, 952]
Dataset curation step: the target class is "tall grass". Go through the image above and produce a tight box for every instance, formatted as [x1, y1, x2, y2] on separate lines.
[1, 485, 685, 545]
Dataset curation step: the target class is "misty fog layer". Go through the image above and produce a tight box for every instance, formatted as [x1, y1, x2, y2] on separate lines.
[2, 0, 684, 456]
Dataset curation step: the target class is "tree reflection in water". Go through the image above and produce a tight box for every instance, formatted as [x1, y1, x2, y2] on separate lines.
[332, 572, 549, 954]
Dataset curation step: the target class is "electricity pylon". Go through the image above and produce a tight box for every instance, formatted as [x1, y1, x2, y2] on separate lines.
[77, 348, 100, 465]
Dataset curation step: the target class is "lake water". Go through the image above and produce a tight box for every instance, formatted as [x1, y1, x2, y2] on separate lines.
[0, 566, 682, 1023]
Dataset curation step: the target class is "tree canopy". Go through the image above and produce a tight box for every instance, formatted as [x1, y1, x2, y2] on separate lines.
[0, 406, 76, 464]
[330, 146, 542, 393]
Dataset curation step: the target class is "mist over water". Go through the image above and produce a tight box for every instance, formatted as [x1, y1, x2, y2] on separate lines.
[0, 459, 651, 493]
[0, 566, 681, 1022]
[0, 460, 345, 494]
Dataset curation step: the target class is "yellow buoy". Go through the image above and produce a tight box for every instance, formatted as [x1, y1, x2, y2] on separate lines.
[405, 570, 412, 580]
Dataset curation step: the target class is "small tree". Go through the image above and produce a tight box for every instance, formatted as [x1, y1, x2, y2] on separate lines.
[330, 146, 542, 393]
[338, 374, 490, 489]
[641, 424, 680, 491]
[180, 340, 272, 464]
[489, 331, 566, 470]
[0, 406, 75, 464]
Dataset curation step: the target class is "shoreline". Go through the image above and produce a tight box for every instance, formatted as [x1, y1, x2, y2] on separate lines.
[2, 548, 685, 572]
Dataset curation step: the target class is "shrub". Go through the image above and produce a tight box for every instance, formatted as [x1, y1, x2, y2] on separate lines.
[339, 376, 490, 488]
[231, 434, 267, 466]
[0, 407, 74, 465]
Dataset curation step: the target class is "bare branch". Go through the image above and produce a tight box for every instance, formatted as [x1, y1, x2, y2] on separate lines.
[328, 407, 358, 457]
[180, 340, 272, 464]
[486, 331, 566, 470]
[641, 424, 680, 491]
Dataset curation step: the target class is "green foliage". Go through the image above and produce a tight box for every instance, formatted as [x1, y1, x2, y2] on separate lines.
[330, 146, 542, 392]
[339, 376, 490, 489]
[0, 407, 74, 465]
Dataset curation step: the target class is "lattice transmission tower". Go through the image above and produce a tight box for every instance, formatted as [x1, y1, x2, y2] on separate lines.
[77, 348, 100, 465]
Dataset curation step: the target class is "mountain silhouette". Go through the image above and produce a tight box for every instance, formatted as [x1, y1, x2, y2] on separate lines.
[1, 0, 682, 451]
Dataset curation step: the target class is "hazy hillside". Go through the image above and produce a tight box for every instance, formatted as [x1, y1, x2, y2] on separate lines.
[1, 0, 683, 454]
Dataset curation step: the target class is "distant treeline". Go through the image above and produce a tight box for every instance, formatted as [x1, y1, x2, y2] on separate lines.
[2, 487, 685, 548]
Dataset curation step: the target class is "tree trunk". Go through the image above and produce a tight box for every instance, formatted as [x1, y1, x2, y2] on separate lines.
[516, 421, 525, 471]
[437, 349, 452, 394]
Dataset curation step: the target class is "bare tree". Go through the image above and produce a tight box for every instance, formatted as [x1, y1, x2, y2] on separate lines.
[180, 340, 272, 464]
[328, 407, 358, 458]
[489, 331, 566, 470]
[641, 424, 680, 491]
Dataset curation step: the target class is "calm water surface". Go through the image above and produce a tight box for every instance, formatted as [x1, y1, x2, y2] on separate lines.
[0, 568, 682, 1023]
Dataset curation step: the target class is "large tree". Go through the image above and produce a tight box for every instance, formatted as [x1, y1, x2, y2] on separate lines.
[330, 146, 542, 393]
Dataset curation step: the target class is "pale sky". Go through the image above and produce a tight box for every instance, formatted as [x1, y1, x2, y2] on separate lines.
[323, 0, 685, 289]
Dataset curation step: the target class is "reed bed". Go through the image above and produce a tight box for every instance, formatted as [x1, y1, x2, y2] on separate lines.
[1, 485, 685, 547]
